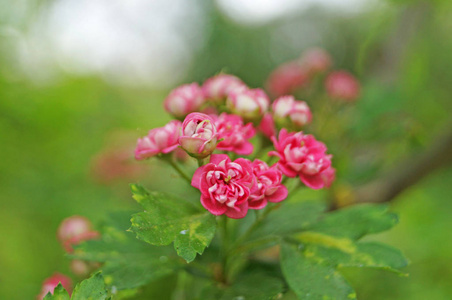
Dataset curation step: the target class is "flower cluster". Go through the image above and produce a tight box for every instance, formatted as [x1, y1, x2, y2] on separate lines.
[134, 71, 335, 219]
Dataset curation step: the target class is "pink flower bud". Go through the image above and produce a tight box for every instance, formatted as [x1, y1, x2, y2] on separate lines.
[191, 154, 255, 219]
[248, 160, 288, 209]
[266, 61, 309, 97]
[227, 88, 270, 120]
[257, 113, 277, 139]
[57, 216, 99, 253]
[325, 71, 360, 102]
[135, 120, 182, 160]
[37, 273, 72, 299]
[164, 83, 205, 118]
[202, 74, 247, 102]
[179, 113, 218, 159]
[214, 113, 256, 155]
[272, 95, 312, 128]
[70, 260, 90, 276]
[269, 129, 334, 189]
[300, 48, 332, 74]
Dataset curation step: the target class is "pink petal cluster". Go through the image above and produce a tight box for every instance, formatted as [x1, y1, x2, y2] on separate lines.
[57, 216, 100, 253]
[214, 113, 256, 155]
[37, 273, 72, 299]
[272, 95, 312, 128]
[192, 154, 255, 219]
[248, 160, 288, 209]
[325, 71, 360, 102]
[266, 61, 309, 97]
[202, 74, 247, 102]
[300, 48, 332, 74]
[179, 113, 218, 159]
[164, 83, 205, 118]
[269, 129, 334, 189]
[257, 113, 277, 139]
[135, 120, 181, 160]
[227, 88, 270, 120]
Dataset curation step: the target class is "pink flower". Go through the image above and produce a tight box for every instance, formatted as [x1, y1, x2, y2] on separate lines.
[272, 95, 312, 128]
[266, 61, 309, 97]
[248, 160, 288, 209]
[164, 83, 205, 118]
[202, 74, 247, 102]
[179, 113, 218, 159]
[257, 113, 277, 139]
[191, 154, 255, 219]
[135, 120, 181, 160]
[325, 71, 360, 102]
[214, 113, 256, 155]
[320, 166, 336, 188]
[226, 88, 270, 120]
[300, 48, 332, 74]
[269, 129, 333, 189]
[57, 216, 100, 253]
[37, 273, 72, 299]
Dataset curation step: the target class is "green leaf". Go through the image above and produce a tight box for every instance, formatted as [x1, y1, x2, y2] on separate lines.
[298, 232, 409, 274]
[71, 272, 108, 300]
[250, 201, 326, 241]
[280, 243, 356, 300]
[307, 204, 398, 240]
[72, 212, 179, 290]
[43, 284, 70, 300]
[129, 184, 216, 262]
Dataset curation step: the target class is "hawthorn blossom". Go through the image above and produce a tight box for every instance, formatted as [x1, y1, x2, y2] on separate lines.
[202, 74, 247, 102]
[325, 71, 360, 102]
[257, 113, 277, 139]
[191, 154, 255, 219]
[37, 273, 72, 299]
[214, 113, 256, 155]
[135, 120, 181, 160]
[226, 88, 270, 120]
[57, 216, 99, 253]
[272, 95, 312, 128]
[266, 61, 309, 97]
[179, 113, 218, 159]
[248, 160, 288, 209]
[300, 48, 332, 74]
[164, 83, 205, 118]
[269, 129, 333, 189]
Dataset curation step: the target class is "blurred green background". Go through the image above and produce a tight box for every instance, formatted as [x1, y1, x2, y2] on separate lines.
[1, 0, 451, 299]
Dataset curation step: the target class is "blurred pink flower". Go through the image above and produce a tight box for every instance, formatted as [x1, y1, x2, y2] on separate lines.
[191, 154, 255, 219]
[300, 48, 332, 74]
[134, 120, 181, 160]
[227, 88, 270, 120]
[269, 129, 333, 189]
[179, 113, 218, 159]
[202, 74, 247, 103]
[266, 61, 309, 97]
[272, 95, 312, 128]
[325, 71, 360, 102]
[214, 113, 256, 155]
[164, 83, 205, 118]
[257, 113, 277, 139]
[57, 216, 99, 253]
[37, 273, 72, 299]
[248, 160, 288, 209]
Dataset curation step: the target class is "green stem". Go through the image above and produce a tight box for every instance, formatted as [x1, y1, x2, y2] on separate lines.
[161, 156, 192, 185]
[218, 215, 229, 283]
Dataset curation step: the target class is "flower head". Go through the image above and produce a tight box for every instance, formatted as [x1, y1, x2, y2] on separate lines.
[266, 61, 309, 97]
[325, 71, 360, 102]
[135, 120, 181, 160]
[269, 129, 333, 189]
[248, 160, 288, 209]
[191, 154, 255, 219]
[57, 216, 99, 253]
[37, 273, 72, 299]
[227, 88, 270, 120]
[164, 83, 205, 118]
[257, 113, 277, 139]
[214, 113, 256, 155]
[179, 113, 218, 159]
[272, 95, 312, 128]
[202, 74, 247, 103]
[300, 48, 332, 74]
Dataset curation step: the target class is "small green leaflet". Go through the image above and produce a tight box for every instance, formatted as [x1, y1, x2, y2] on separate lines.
[129, 184, 216, 263]
[44, 273, 108, 300]
[280, 243, 357, 300]
[72, 212, 179, 290]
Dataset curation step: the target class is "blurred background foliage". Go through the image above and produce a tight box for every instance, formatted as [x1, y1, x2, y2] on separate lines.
[0, 0, 451, 299]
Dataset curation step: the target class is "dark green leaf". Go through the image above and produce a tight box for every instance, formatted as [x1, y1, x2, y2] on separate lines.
[71, 272, 108, 300]
[218, 272, 284, 300]
[43, 284, 70, 300]
[280, 243, 356, 300]
[129, 184, 216, 262]
[307, 204, 398, 240]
